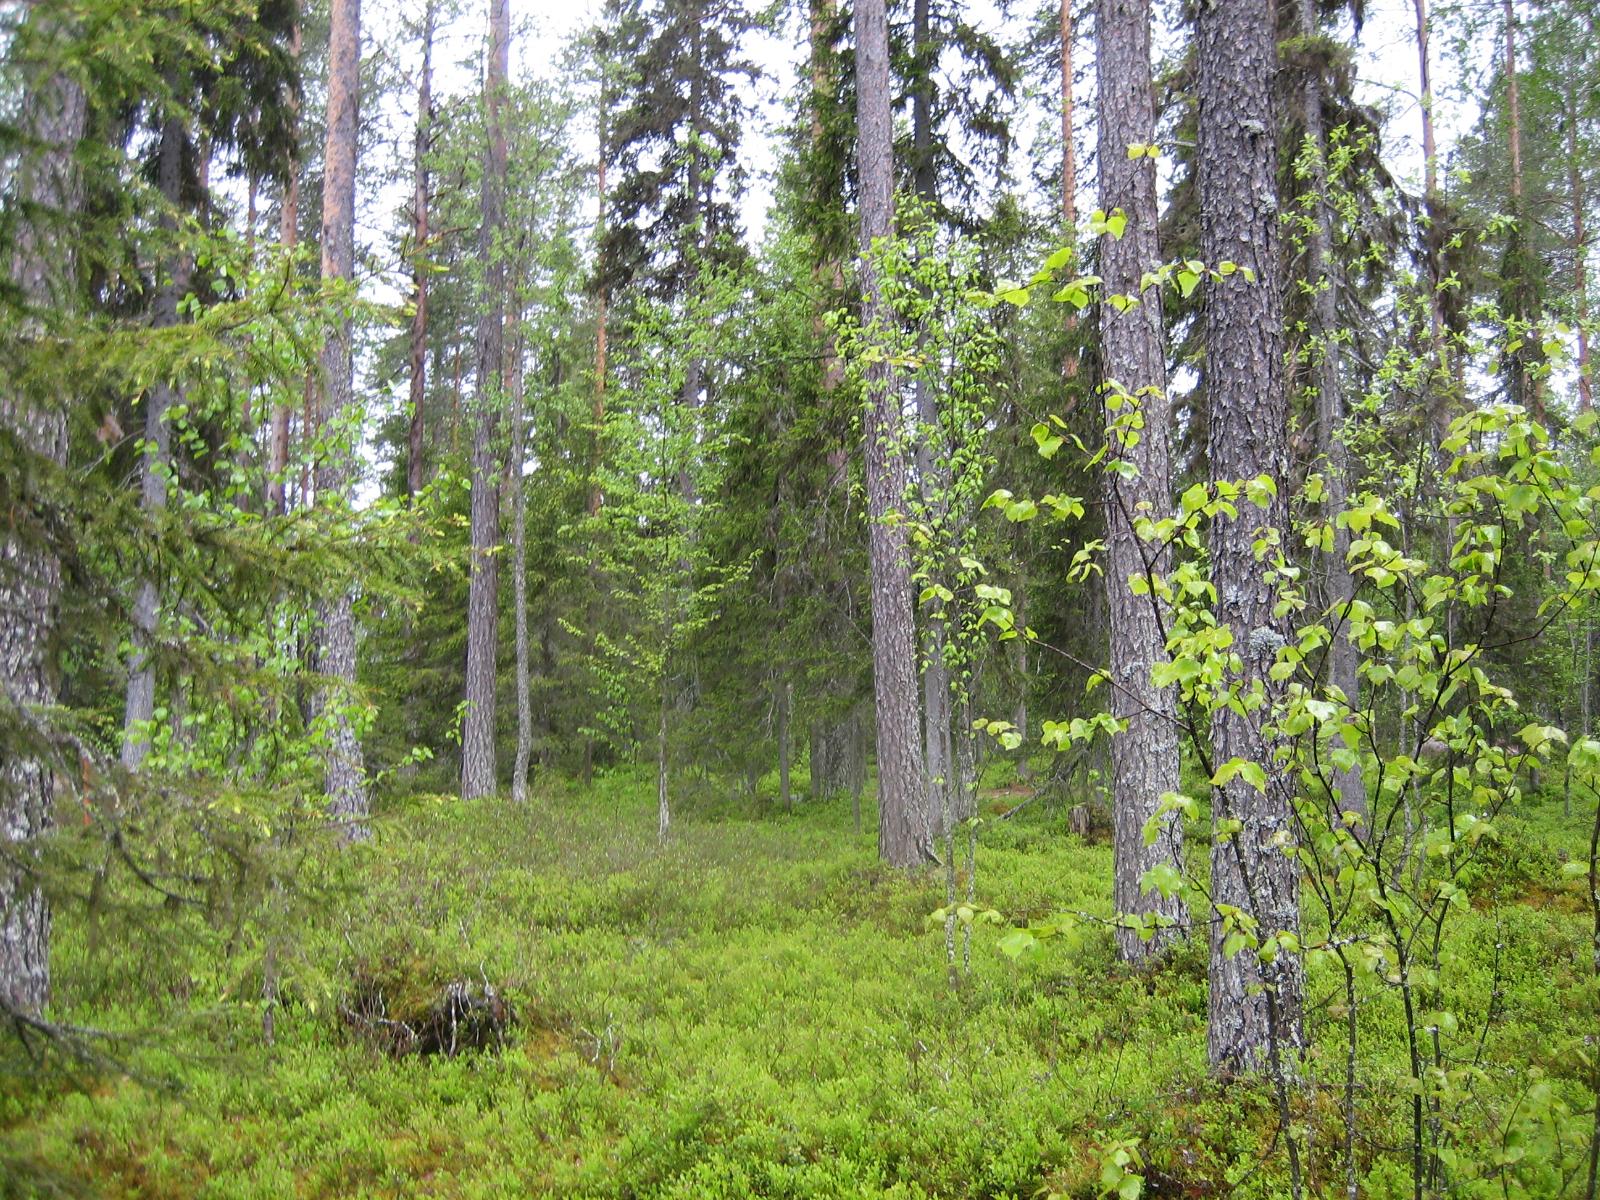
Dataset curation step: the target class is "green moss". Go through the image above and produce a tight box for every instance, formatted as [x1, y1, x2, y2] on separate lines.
[1, 775, 1593, 1198]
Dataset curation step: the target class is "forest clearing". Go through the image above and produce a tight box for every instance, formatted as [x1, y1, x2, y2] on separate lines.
[4, 0, 1600, 1196]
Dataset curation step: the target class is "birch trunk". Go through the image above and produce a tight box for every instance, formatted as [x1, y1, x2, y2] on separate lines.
[510, 322, 532, 804]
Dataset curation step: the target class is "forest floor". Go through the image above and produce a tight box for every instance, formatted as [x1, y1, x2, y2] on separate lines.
[0, 767, 1593, 1199]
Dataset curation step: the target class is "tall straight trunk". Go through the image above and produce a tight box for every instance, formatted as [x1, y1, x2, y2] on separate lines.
[591, 134, 607, 518]
[1501, 0, 1542, 424]
[1096, 0, 1186, 963]
[1, 58, 84, 1019]
[856, 0, 929, 867]
[1412, 0, 1451, 436]
[123, 116, 188, 770]
[510, 320, 532, 803]
[1571, 105, 1593, 413]
[406, 0, 435, 510]
[316, 0, 370, 836]
[1197, 0, 1304, 1074]
[910, 0, 953, 838]
[268, 17, 301, 518]
[1060, 0, 1076, 225]
[1299, 0, 1366, 820]
[777, 675, 793, 811]
[460, 0, 511, 800]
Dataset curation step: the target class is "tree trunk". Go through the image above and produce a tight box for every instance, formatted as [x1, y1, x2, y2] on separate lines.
[1096, 0, 1186, 963]
[1570, 98, 1592, 413]
[461, 0, 511, 801]
[268, 18, 300, 518]
[406, 0, 434, 511]
[856, 0, 929, 868]
[510, 321, 532, 804]
[777, 676, 793, 811]
[1, 58, 84, 1019]
[316, 0, 371, 837]
[1197, 0, 1304, 1074]
[1299, 0, 1366, 821]
[123, 115, 189, 770]
[1412, 0, 1451, 438]
[1060, 0, 1076, 226]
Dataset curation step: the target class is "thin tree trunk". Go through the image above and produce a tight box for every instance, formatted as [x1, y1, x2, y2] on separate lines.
[316, 0, 370, 837]
[1570, 101, 1592, 413]
[461, 0, 511, 800]
[778, 676, 793, 811]
[123, 115, 189, 770]
[1060, 0, 1081, 383]
[268, 18, 300, 518]
[1502, 0, 1542, 423]
[856, 0, 929, 867]
[406, 0, 434, 510]
[1413, 0, 1452, 437]
[510, 319, 532, 804]
[1, 55, 84, 1019]
[1299, 0, 1366, 820]
[1198, 0, 1305, 1076]
[1097, 0, 1186, 963]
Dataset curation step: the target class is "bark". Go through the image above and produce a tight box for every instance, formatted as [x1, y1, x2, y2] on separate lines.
[1198, 0, 1304, 1074]
[1412, 0, 1451, 436]
[1096, 0, 1186, 963]
[316, 0, 370, 836]
[268, 18, 301, 518]
[1060, 0, 1076, 226]
[1, 60, 84, 1019]
[1298, 0, 1366, 820]
[460, 0, 511, 801]
[777, 676, 793, 811]
[856, 0, 929, 867]
[510, 322, 532, 804]
[406, 0, 435, 510]
[123, 116, 189, 770]
[1571, 101, 1592, 413]
[1502, 0, 1541, 423]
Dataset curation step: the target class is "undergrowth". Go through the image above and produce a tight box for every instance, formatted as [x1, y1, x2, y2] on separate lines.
[0, 766, 1592, 1199]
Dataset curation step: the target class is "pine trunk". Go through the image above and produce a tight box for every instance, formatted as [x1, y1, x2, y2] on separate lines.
[268, 18, 300, 518]
[1096, 0, 1186, 963]
[510, 321, 532, 804]
[1571, 106, 1592, 413]
[1299, 0, 1366, 820]
[406, 0, 434, 510]
[461, 0, 511, 801]
[856, 0, 929, 867]
[1197, 0, 1304, 1073]
[1, 60, 84, 1018]
[316, 0, 370, 837]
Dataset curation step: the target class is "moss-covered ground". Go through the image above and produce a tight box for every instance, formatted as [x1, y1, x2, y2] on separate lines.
[1, 768, 1594, 1199]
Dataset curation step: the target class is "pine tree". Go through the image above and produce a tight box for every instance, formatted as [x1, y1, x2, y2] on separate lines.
[1096, 0, 1186, 963]
[1197, 0, 1305, 1074]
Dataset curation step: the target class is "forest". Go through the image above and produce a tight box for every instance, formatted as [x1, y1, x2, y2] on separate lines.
[1, 0, 1598, 1195]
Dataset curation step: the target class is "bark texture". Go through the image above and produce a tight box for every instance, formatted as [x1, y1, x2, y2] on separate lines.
[460, 0, 511, 801]
[856, 0, 929, 867]
[1197, 0, 1304, 1074]
[123, 116, 189, 769]
[268, 18, 301, 517]
[510, 323, 532, 804]
[1096, 0, 1186, 962]
[1298, 0, 1366, 820]
[316, 0, 371, 835]
[1, 61, 84, 1019]
[406, 0, 435, 509]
